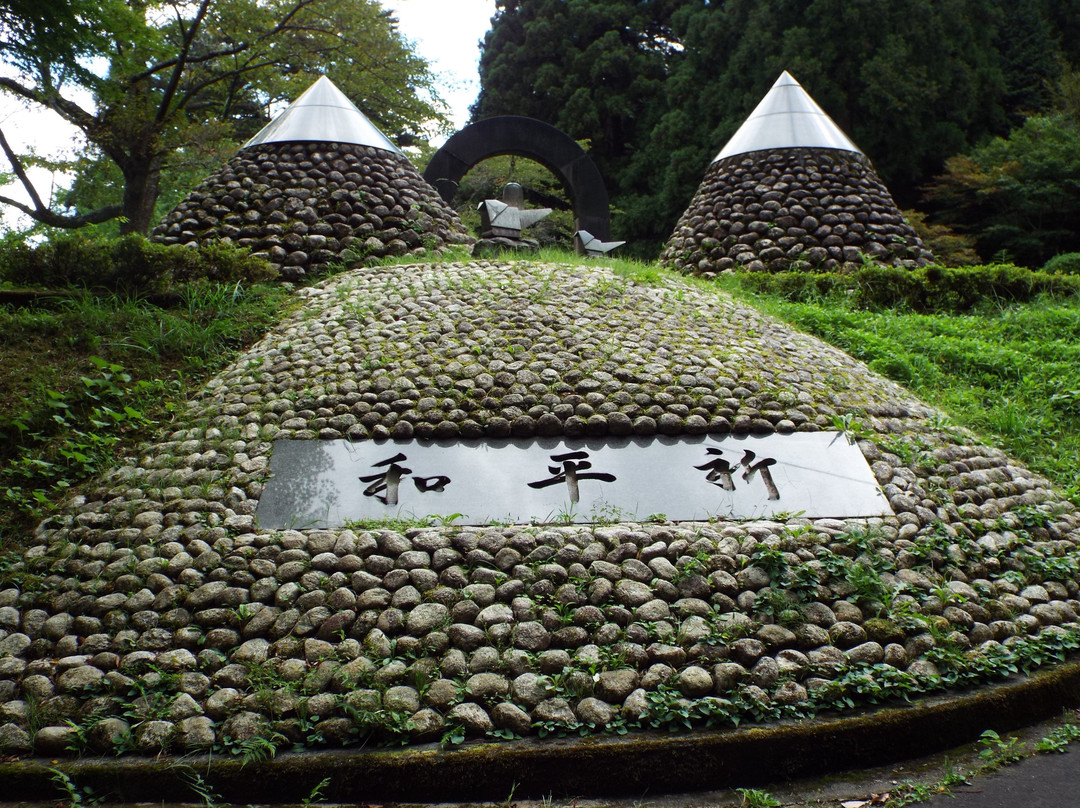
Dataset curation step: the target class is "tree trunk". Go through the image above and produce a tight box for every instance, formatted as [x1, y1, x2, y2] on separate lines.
[118, 156, 163, 235]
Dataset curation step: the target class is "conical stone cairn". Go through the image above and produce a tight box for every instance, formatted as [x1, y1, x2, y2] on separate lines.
[661, 72, 934, 275]
[152, 76, 472, 280]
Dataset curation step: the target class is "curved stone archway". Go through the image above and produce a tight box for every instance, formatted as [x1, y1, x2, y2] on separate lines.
[423, 115, 612, 240]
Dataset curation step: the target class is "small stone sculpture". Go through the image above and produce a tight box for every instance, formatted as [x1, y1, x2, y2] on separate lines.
[478, 199, 552, 239]
[472, 182, 552, 257]
[574, 229, 625, 257]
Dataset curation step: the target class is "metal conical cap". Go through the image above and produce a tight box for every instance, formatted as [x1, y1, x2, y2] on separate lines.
[242, 76, 403, 154]
[712, 71, 861, 163]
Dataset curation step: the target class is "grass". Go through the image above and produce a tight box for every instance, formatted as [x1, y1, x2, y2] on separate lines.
[0, 281, 292, 549]
[358, 243, 668, 285]
[713, 273, 1080, 499]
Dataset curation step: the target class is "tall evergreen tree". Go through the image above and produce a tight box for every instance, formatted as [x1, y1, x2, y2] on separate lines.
[996, 0, 1064, 120]
[474, 0, 1069, 254]
[925, 70, 1080, 266]
[472, 0, 677, 251]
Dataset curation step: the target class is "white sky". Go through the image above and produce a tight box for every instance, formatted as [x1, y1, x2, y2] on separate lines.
[0, 0, 498, 231]
[383, 0, 497, 132]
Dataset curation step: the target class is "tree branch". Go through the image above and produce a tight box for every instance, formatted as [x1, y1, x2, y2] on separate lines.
[0, 126, 122, 228]
[0, 193, 123, 228]
[128, 0, 322, 85]
[156, 0, 212, 125]
[0, 76, 99, 133]
[0, 125, 51, 213]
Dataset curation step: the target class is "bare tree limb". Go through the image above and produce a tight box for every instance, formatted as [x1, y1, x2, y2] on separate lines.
[0, 193, 122, 228]
[0, 77, 99, 133]
[156, 0, 212, 125]
[0, 126, 122, 228]
[128, 0, 321, 85]
[0, 125, 51, 213]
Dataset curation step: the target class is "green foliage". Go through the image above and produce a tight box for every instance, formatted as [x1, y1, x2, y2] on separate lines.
[717, 275, 1080, 493]
[48, 768, 103, 808]
[175, 765, 225, 808]
[1036, 721, 1080, 753]
[889, 717, 1079, 803]
[977, 729, 1026, 767]
[476, 0, 1072, 253]
[301, 777, 333, 806]
[902, 209, 981, 267]
[440, 720, 467, 749]
[926, 72, 1080, 267]
[1, 356, 155, 521]
[0, 233, 276, 293]
[0, 0, 447, 234]
[722, 263, 1080, 313]
[0, 274, 287, 545]
[1044, 252, 1080, 275]
[735, 788, 781, 808]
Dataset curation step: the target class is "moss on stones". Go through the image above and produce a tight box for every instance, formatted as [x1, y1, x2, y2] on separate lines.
[2, 260, 1079, 770]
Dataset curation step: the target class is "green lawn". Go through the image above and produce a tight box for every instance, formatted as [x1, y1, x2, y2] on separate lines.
[714, 274, 1080, 499]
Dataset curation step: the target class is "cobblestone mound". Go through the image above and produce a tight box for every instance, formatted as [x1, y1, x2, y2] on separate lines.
[661, 148, 936, 275]
[151, 142, 473, 281]
[2, 261, 1078, 759]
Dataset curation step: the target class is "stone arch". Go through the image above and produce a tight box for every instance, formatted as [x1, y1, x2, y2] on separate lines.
[423, 116, 612, 240]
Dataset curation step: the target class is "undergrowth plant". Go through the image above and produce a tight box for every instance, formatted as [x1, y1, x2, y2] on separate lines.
[716, 272, 1080, 497]
[48, 768, 103, 807]
[735, 788, 782, 808]
[1, 356, 157, 518]
[0, 280, 289, 549]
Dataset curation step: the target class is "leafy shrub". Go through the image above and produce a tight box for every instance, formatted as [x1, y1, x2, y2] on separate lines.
[1044, 252, 1080, 275]
[0, 233, 276, 293]
[730, 264, 1080, 312]
[923, 78, 1080, 268]
[902, 209, 981, 266]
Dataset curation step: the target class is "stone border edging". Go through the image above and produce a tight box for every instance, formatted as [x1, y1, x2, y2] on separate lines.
[4, 658, 1079, 805]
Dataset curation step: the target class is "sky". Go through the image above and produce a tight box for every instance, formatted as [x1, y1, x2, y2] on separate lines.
[0, 0, 498, 231]
[383, 0, 497, 132]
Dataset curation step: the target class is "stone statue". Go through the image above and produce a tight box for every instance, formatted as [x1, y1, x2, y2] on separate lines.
[472, 182, 552, 257]
[574, 229, 625, 257]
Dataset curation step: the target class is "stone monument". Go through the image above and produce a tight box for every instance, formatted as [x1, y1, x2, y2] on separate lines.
[151, 76, 472, 279]
[661, 71, 934, 275]
[4, 73, 1080, 805]
[472, 182, 552, 257]
[574, 229, 625, 257]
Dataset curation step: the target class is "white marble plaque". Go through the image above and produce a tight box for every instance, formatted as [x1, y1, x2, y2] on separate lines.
[256, 433, 891, 528]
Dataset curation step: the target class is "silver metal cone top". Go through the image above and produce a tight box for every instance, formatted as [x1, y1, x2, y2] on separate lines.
[242, 76, 403, 154]
[712, 71, 861, 163]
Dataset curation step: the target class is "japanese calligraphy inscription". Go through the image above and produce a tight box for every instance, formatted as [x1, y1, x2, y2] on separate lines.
[358, 452, 450, 505]
[256, 432, 891, 529]
[528, 451, 617, 502]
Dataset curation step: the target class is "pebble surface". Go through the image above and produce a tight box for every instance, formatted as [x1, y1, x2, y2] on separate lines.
[661, 147, 936, 275]
[1, 259, 1078, 757]
[151, 142, 473, 281]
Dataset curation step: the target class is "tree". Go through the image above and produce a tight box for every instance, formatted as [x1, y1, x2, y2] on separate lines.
[925, 72, 1080, 267]
[995, 0, 1064, 122]
[474, 0, 1069, 254]
[0, 0, 447, 235]
[472, 0, 678, 253]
